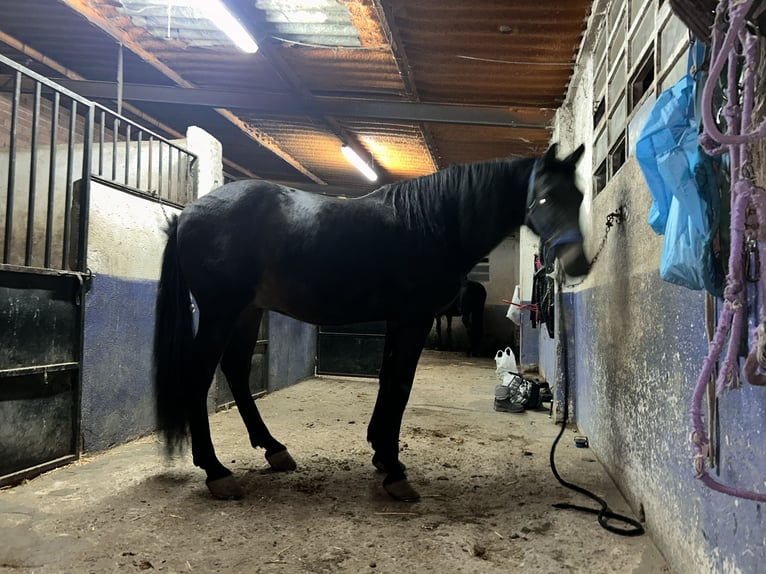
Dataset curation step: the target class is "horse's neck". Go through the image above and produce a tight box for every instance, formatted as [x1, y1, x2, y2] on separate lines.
[456, 159, 530, 268]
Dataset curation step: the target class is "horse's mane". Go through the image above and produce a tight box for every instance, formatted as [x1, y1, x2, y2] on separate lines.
[375, 159, 512, 238]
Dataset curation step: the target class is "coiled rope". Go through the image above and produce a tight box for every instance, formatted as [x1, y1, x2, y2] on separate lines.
[691, 0, 766, 501]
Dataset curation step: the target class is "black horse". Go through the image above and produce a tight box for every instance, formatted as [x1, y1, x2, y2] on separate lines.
[154, 144, 588, 502]
[434, 279, 487, 356]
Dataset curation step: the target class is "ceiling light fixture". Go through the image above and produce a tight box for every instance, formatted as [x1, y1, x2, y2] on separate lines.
[341, 145, 378, 182]
[187, 0, 259, 54]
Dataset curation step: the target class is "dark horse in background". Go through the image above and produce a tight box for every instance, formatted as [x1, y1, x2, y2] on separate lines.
[434, 279, 487, 356]
[154, 144, 588, 502]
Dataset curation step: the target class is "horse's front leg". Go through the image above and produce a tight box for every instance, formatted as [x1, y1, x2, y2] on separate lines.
[367, 316, 433, 501]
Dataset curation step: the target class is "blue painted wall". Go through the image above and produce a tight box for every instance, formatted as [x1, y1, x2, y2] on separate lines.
[519, 301, 540, 371]
[520, 148, 766, 571]
[568, 271, 766, 573]
[81, 277, 319, 450]
[267, 312, 317, 392]
[517, 0, 766, 566]
[81, 274, 157, 450]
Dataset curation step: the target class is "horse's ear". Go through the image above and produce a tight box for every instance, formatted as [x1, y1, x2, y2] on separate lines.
[564, 144, 585, 168]
[543, 143, 559, 165]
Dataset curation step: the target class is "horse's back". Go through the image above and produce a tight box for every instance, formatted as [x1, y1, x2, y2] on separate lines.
[173, 180, 463, 323]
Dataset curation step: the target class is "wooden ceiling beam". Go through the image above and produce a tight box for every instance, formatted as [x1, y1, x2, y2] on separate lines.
[50, 79, 554, 128]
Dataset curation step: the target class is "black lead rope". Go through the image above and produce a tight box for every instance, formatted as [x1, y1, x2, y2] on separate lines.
[550, 266, 645, 537]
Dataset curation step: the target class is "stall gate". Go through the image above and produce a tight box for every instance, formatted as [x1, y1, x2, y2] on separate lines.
[317, 322, 386, 377]
[0, 53, 197, 486]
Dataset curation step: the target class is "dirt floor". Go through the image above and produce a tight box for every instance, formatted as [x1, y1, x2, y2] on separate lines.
[0, 351, 671, 574]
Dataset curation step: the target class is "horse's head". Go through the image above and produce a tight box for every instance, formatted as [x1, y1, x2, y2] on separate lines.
[525, 144, 589, 277]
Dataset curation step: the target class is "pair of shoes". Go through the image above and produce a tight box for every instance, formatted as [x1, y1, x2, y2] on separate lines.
[494, 399, 524, 413]
[538, 381, 553, 403]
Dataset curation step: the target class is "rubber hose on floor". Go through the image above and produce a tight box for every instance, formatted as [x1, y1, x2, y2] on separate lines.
[549, 266, 645, 537]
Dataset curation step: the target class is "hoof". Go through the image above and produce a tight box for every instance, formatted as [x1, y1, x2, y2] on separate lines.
[383, 479, 421, 502]
[372, 455, 406, 474]
[266, 449, 297, 472]
[206, 475, 244, 500]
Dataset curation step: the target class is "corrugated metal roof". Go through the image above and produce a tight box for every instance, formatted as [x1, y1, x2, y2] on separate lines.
[0, 0, 592, 188]
[116, 0, 365, 50]
[119, 1, 235, 49]
[256, 0, 363, 48]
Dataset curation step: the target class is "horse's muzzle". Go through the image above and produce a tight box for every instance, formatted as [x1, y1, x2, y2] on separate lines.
[556, 243, 590, 277]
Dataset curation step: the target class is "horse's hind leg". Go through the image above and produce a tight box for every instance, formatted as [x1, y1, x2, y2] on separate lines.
[461, 312, 473, 356]
[186, 308, 243, 499]
[220, 304, 296, 473]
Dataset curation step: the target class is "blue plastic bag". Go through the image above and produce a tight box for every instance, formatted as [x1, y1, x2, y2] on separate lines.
[659, 196, 708, 290]
[636, 40, 723, 295]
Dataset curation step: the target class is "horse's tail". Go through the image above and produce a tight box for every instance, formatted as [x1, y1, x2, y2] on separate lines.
[153, 214, 193, 456]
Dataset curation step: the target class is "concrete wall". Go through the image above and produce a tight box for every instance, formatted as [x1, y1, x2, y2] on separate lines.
[484, 236, 521, 356]
[77, 127, 208, 448]
[80, 179, 177, 449]
[427, 236, 521, 357]
[518, 226, 542, 371]
[538, 2, 766, 572]
[79, 127, 317, 449]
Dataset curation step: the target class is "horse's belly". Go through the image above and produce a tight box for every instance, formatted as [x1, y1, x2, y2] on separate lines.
[254, 270, 458, 326]
[253, 280, 388, 325]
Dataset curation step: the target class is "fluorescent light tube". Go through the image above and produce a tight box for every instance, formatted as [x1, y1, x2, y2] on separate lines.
[341, 145, 378, 181]
[188, 0, 259, 54]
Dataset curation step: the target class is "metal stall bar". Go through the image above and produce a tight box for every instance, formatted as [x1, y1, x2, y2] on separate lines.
[147, 136, 153, 191]
[97, 109, 105, 177]
[24, 82, 41, 266]
[44, 92, 60, 268]
[136, 130, 142, 189]
[158, 140, 164, 199]
[91, 104, 197, 204]
[111, 115, 118, 181]
[124, 123, 131, 186]
[75, 106, 94, 273]
[167, 144, 173, 203]
[3, 71, 20, 265]
[62, 99, 77, 270]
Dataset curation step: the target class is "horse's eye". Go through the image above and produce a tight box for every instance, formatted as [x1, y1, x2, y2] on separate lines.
[538, 198, 547, 205]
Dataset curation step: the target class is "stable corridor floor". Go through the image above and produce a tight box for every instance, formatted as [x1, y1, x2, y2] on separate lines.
[0, 351, 671, 573]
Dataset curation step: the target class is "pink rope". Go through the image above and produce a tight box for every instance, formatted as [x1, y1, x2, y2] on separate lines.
[700, 3, 766, 145]
[691, 0, 766, 501]
[502, 298, 539, 323]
